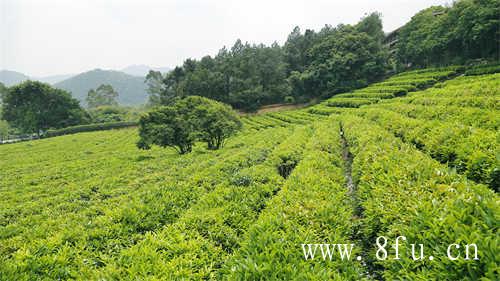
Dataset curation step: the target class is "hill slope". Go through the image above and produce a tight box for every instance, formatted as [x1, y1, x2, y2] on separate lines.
[0, 70, 30, 86]
[54, 69, 148, 106]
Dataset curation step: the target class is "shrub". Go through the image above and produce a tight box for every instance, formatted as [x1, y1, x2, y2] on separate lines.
[137, 105, 197, 154]
[186, 97, 242, 150]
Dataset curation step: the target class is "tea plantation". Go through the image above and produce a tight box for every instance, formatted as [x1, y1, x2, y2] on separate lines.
[0, 67, 498, 280]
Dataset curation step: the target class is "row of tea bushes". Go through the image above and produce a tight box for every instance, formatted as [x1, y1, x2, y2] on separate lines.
[465, 63, 500, 76]
[341, 114, 498, 280]
[312, 66, 463, 109]
[371, 103, 499, 131]
[354, 108, 499, 191]
[222, 120, 366, 280]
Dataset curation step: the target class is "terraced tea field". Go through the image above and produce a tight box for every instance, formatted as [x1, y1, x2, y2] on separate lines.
[1, 68, 498, 280]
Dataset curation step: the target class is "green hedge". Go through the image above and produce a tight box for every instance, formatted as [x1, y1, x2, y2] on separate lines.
[393, 66, 464, 77]
[43, 121, 138, 138]
[465, 64, 500, 76]
[336, 92, 396, 99]
[325, 98, 377, 108]
[372, 78, 437, 89]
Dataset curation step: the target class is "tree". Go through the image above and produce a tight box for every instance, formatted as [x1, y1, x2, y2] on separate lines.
[184, 97, 242, 149]
[283, 27, 318, 74]
[137, 96, 241, 154]
[88, 106, 127, 123]
[144, 70, 166, 106]
[0, 82, 6, 99]
[86, 84, 119, 108]
[299, 24, 388, 98]
[356, 12, 385, 42]
[1, 81, 89, 134]
[137, 105, 196, 154]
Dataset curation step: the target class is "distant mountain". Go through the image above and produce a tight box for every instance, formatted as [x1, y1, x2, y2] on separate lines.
[36, 74, 75, 85]
[0, 70, 30, 86]
[54, 69, 148, 106]
[121, 64, 171, 77]
[0, 70, 76, 86]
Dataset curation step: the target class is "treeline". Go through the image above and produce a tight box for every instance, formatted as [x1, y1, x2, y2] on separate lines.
[146, 13, 387, 111]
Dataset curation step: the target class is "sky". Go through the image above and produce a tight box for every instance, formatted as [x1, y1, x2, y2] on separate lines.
[1, 0, 452, 77]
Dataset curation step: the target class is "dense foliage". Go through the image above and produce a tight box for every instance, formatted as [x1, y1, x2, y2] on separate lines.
[86, 84, 119, 108]
[87, 105, 143, 124]
[137, 96, 241, 153]
[289, 14, 387, 99]
[395, 0, 500, 67]
[1, 81, 89, 134]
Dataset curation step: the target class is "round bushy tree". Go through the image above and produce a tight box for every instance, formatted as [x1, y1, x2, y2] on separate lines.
[137, 96, 241, 154]
[1, 80, 89, 134]
[188, 97, 242, 149]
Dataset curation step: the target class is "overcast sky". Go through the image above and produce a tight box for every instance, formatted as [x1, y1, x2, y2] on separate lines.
[1, 0, 451, 76]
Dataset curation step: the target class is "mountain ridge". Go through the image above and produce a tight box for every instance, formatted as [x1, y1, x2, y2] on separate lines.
[54, 69, 149, 106]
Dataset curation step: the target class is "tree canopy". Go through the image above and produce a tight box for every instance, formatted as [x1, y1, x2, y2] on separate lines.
[395, 0, 500, 67]
[86, 84, 119, 108]
[0, 82, 6, 98]
[1, 81, 89, 134]
[137, 96, 241, 154]
[290, 15, 388, 99]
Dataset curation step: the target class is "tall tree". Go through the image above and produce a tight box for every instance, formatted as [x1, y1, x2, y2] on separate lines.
[2, 81, 88, 134]
[356, 12, 385, 42]
[306, 26, 387, 97]
[283, 27, 318, 74]
[144, 70, 166, 106]
[86, 84, 119, 108]
[0, 82, 6, 99]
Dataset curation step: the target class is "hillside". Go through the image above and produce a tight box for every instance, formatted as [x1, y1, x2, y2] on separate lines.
[0, 67, 497, 279]
[0, 70, 29, 86]
[54, 69, 149, 106]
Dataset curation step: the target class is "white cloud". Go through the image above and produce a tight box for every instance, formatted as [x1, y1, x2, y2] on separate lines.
[0, 0, 451, 76]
